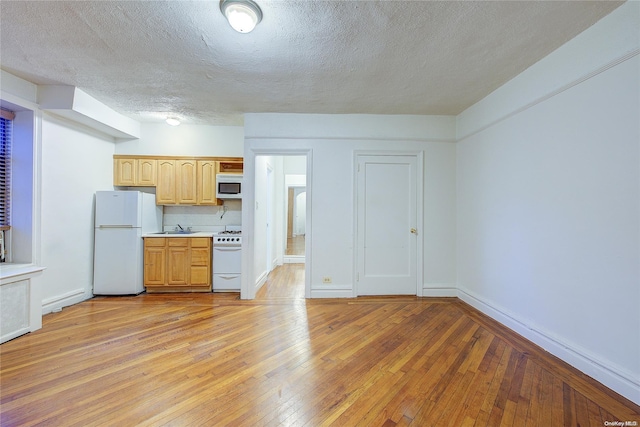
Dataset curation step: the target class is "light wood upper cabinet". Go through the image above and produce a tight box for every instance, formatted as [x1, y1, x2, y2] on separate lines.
[156, 160, 176, 204]
[158, 160, 220, 206]
[156, 159, 202, 206]
[113, 155, 241, 206]
[176, 160, 197, 205]
[114, 158, 136, 186]
[197, 160, 220, 205]
[137, 159, 157, 186]
[114, 158, 157, 187]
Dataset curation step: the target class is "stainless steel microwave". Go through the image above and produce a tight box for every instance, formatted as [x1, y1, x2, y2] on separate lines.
[216, 174, 242, 199]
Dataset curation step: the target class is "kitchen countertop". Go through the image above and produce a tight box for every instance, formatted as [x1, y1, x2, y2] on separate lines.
[143, 232, 216, 238]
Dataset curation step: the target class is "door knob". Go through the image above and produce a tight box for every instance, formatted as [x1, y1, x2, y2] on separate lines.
[410, 228, 417, 234]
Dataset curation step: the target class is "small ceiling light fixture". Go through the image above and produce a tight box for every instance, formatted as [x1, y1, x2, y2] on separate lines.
[166, 117, 181, 126]
[220, 0, 262, 33]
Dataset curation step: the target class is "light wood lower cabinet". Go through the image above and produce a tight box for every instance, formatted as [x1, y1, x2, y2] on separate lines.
[143, 238, 166, 286]
[190, 238, 211, 285]
[144, 237, 212, 292]
[167, 239, 190, 285]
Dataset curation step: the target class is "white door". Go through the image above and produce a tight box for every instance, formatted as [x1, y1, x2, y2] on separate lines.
[294, 190, 306, 235]
[356, 155, 418, 295]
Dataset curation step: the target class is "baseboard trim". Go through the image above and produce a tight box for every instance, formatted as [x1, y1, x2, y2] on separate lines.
[254, 271, 268, 292]
[422, 285, 457, 297]
[1, 326, 31, 344]
[456, 288, 640, 405]
[42, 288, 88, 314]
[310, 286, 353, 298]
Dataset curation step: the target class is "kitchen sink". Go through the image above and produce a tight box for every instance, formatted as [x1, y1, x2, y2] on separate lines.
[152, 231, 197, 235]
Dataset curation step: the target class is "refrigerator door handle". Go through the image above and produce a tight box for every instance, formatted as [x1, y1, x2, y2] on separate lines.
[98, 225, 134, 229]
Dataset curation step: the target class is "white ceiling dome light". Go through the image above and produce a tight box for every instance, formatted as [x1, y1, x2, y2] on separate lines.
[166, 117, 181, 126]
[220, 0, 262, 33]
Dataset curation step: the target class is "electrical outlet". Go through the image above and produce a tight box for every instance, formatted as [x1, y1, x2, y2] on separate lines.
[322, 276, 332, 284]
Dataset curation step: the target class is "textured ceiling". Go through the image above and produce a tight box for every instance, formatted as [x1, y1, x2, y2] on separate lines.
[0, 1, 623, 125]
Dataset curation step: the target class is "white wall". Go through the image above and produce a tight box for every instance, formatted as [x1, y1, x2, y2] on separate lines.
[253, 155, 273, 287]
[456, 1, 639, 404]
[36, 113, 115, 312]
[244, 114, 457, 298]
[161, 201, 242, 231]
[253, 155, 286, 290]
[2, 72, 122, 317]
[114, 123, 243, 157]
[284, 156, 307, 175]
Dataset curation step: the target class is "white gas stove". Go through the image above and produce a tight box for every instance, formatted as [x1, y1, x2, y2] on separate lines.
[212, 227, 241, 292]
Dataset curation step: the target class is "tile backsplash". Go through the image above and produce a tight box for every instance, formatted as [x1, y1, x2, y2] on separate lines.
[162, 200, 242, 232]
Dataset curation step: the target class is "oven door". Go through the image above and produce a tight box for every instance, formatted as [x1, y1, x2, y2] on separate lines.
[213, 246, 241, 273]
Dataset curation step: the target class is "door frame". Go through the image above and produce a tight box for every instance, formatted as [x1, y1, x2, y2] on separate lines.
[353, 150, 424, 297]
[265, 162, 274, 277]
[241, 148, 312, 300]
[285, 184, 306, 264]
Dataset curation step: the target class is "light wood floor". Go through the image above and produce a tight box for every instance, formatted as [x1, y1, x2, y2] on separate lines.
[285, 235, 305, 256]
[1, 265, 638, 426]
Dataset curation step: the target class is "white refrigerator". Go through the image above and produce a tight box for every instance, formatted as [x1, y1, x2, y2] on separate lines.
[93, 191, 162, 295]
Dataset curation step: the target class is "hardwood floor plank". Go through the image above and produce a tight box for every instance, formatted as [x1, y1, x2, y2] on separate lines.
[1, 264, 638, 426]
[550, 374, 565, 427]
[473, 343, 512, 427]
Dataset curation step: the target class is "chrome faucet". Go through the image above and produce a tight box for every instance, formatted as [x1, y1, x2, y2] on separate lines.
[174, 224, 192, 233]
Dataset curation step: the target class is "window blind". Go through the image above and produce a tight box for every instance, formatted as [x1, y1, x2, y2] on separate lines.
[0, 116, 12, 227]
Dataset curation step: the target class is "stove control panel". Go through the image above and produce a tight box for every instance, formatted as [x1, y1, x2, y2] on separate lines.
[215, 236, 242, 243]
[213, 232, 242, 246]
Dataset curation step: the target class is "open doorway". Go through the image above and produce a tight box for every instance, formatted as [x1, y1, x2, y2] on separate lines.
[285, 183, 306, 263]
[286, 186, 306, 257]
[243, 152, 310, 300]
